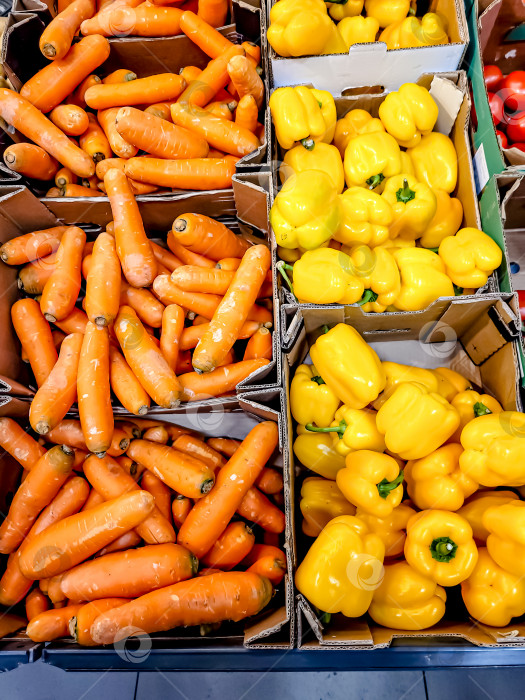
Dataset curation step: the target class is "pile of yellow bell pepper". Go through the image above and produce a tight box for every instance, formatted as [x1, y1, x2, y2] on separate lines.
[292, 323, 525, 630]
[267, 0, 449, 56]
[269, 83, 503, 312]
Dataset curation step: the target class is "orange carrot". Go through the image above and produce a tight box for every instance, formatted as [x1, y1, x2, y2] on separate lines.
[179, 10, 234, 57]
[51, 183, 106, 197]
[197, 0, 228, 28]
[80, 113, 113, 163]
[96, 530, 142, 556]
[3, 143, 59, 181]
[0, 226, 66, 266]
[0, 614, 27, 639]
[160, 304, 185, 372]
[235, 94, 258, 132]
[142, 425, 169, 444]
[29, 333, 83, 435]
[26, 604, 83, 642]
[0, 89, 94, 178]
[91, 571, 271, 644]
[11, 298, 58, 386]
[28, 476, 91, 539]
[123, 155, 237, 189]
[81, 2, 183, 37]
[0, 418, 46, 471]
[180, 320, 258, 351]
[176, 350, 192, 374]
[109, 346, 151, 416]
[103, 69, 137, 84]
[40, 226, 85, 322]
[241, 41, 260, 65]
[0, 553, 33, 607]
[227, 55, 264, 109]
[206, 437, 240, 458]
[94, 157, 157, 194]
[238, 487, 285, 533]
[150, 241, 182, 271]
[144, 102, 173, 121]
[177, 422, 278, 556]
[49, 104, 89, 136]
[201, 521, 254, 569]
[172, 434, 225, 471]
[82, 174, 101, 189]
[171, 494, 192, 528]
[85, 73, 186, 110]
[104, 168, 157, 288]
[171, 102, 260, 156]
[173, 214, 250, 260]
[121, 281, 165, 327]
[17, 254, 56, 294]
[166, 234, 215, 268]
[141, 470, 173, 522]
[54, 307, 89, 334]
[217, 257, 241, 270]
[178, 45, 243, 107]
[254, 466, 283, 495]
[40, 0, 96, 60]
[85, 232, 121, 327]
[247, 556, 285, 584]
[244, 327, 272, 361]
[73, 598, 130, 645]
[180, 65, 202, 84]
[26, 589, 50, 621]
[81, 488, 105, 511]
[178, 359, 270, 401]
[206, 101, 234, 120]
[21, 35, 110, 113]
[97, 108, 138, 159]
[74, 74, 102, 107]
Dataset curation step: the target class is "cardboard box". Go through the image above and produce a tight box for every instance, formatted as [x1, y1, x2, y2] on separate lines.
[282, 298, 525, 649]
[267, 0, 468, 93]
[466, 0, 525, 192]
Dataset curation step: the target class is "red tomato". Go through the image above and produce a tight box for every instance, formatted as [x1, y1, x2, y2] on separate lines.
[507, 112, 525, 143]
[511, 142, 525, 153]
[496, 129, 508, 149]
[484, 64, 503, 91]
[488, 92, 505, 126]
[501, 71, 525, 113]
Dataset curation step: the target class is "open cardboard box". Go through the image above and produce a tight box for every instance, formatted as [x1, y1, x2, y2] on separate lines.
[0, 171, 281, 412]
[466, 0, 525, 192]
[267, 0, 468, 93]
[282, 297, 525, 649]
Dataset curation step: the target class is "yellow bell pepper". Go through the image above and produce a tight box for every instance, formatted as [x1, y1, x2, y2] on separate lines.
[439, 228, 503, 289]
[408, 132, 457, 194]
[349, 245, 401, 312]
[300, 476, 355, 537]
[344, 132, 402, 190]
[460, 412, 525, 487]
[458, 492, 519, 544]
[405, 443, 478, 512]
[434, 367, 472, 398]
[307, 405, 385, 456]
[310, 324, 386, 408]
[420, 190, 463, 249]
[399, 151, 415, 176]
[392, 247, 454, 311]
[377, 381, 460, 460]
[405, 509, 478, 586]
[450, 390, 503, 443]
[270, 170, 341, 250]
[335, 187, 392, 248]
[336, 450, 404, 517]
[356, 502, 415, 557]
[281, 142, 345, 193]
[334, 109, 385, 157]
[381, 174, 437, 240]
[267, 0, 347, 58]
[378, 83, 439, 149]
[295, 515, 385, 616]
[369, 561, 447, 630]
[372, 362, 440, 410]
[291, 248, 365, 304]
[461, 547, 525, 627]
[484, 501, 525, 577]
[269, 86, 337, 150]
[293, 427, 346, 479]
[379, 12, 449, 49]
[290, 364, 340, 428]
[339, 16, 380, 50]
[365, 0, 413, 28]
[327, 0, 363, 20]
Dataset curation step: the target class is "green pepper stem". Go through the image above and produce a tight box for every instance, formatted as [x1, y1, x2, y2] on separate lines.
[301, 138, 315, 150]
[311, 376, 326, 385]
[276, 260, 296, 299]
[358, 289, 378, 306]
[366, 173, 385, 190]
[396, 178, 416, 204]
[429, 536, 458, 563]
[428, 247, 440, 254]
[453, 284, 463, 296]
[377, 470, 404, 499]
[305, 420, 347, 438]
[321, 325, 331, 334]
[473, 401, 492, 417]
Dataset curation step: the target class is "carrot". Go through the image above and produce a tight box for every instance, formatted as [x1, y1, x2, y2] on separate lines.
[121, 281, 165, 327]
[171, 102, 260, 156]
[26, 589, 50, 621]
[29, 333, 83, 435]
[0, 614, 27, 639]
[179, 359, 269, 401]
[141, 470, 173, 522]
[247, 556, 285, 584]
[235, 94, 258, 133]
[40, 226, 86, 322]
[166, 234, 215, 268]
[27, 477, 91, 545]
[0, 90, 94, 178]
[123, 155, 237, 190]
[0, 418, 46, 472]
[197, 0, 228, 28]
[104, 169, 157, 288]
[201, 521, 254, 569]
[98, 108, 138, 159]
[180, 320, 258, 351]
[11, 298, 58, 386]
[74, 74, 102, 107]
[206, 437, 240, 458]
[241, 41, 260, 65]
[177, 422, 278, 556]
[49, 104, 89, 136]
[109, 346, 150, 416]
[179, 11, 234, 57]
[80, 113, 113, 163]
[85, 73, 186, 110]
[73, 598, 129, 645]
[160, 304, 185, 372]
[78, 323, 113, 455]
[96, 530, 142, 556]
[172, 214, 249, 261]
[81, 488, 105, 511]
[227, 55, 264, 109]
[127, 439, 214, 498]
[18, 255, 56, 294]
[173, 434, 225, 471]
[244, 327, 272, 361]
[238, 487, 285, 533]
[27, 605, 83, 642]
[52, 183, 106, 197]
[166, 425, 199, 440]
[180, 65, 202, 84]
[171, 266, 236, 294]
[115, 420, 141, 440]
[217, 257, 241, 271]
[206, 101, 233, 120]
[3, 143, 58, 181]
[0, 445, 75, 553]
[83, 454, 176, 544]
[39, 0, 96, 60]
[0, 226, 66, 266]
[83, 233, 120, 328]
[151, 241, 182, 271]
[178, 45, 243, 107]
[243, 544, 284, 565]
[81, 2, 183, 36]
[144, 102, 173, 121]
[56, 167, 76, 188]
[94, 157, 156, 194]
[103, 69, 137, 84]
[254, 466, 283, 495]
[176, 350, 192, 374]
[21, 35, 110, 113]
[171, 494, 192, 528]
[192, 245, 271, 372]
[115, 106, 209, 159]
[142, 425, 169, 444]
[0, 554, 33, 606]
[19, 490, 155, 579]
[54, 307, 88, 334]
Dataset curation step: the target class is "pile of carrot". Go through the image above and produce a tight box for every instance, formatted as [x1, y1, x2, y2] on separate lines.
[0, 11, 264, 195]
[0, 416, 286, 644]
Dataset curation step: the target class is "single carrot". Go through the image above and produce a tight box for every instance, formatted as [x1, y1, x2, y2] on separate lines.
[81, 2, 183, 36]
[150, 242, 182, 272]
[47, 420, 124, 453]
[142, 425, 169, 444]
[83, 454, 176, 544]
[166, 425, 199, 440]
[206, 437, 240, 458]
[40, 226, 85, 322]
[0, 418, 46, 471]
[241, 41, 260, 65]
[78, 323, 113, 455]
[74, 74, 102, 107]
[26, 589, 50, 621]
[166, 234, 215, 268]
[19, 490, 155, 579]
[85, 73, 186, 110]
[180, 321, 258, 351]
[39, 0, 96, 60]
[54, 307, 89, 334]
[3, 143, 59, 181]
[238, 487, 285, 533]
[21, 35, 110, 113]
[81, 488, 105, 511]
[177, 422, 278, 556]
[0, 614, 27, 639]
[109, 346, 151, 416]
[217, 257, 241, 271]
[80, 113, 113, 163]
[29, 333, 83, 435]
[235, 94, 258, 132]
[175, 350, 191, 374]
[0, 89, 94, 178]
[47, 575, 67, 604]
[96, 530, 142, 556]
[26, 605, 83, 641]
[73, 449, 89, 470]
[141, 470, 173, 522]
[123, 155, 237, 190]
[172, 434, 225, 471]
[244, 327, 272, 361]
[54, 170, 76, 189]
[179, 10, 234, 57]
[206, 101, 233, 120]
[171, 102, 260, 157]
[18, 254, 57, 294]
[52, 183, 106, 197]
[84, 232, 121, 328]
[27, 476, 91, 539]
[115, 420, 141, 440]
[82, 175, 101, 189]
[0, 226, 66, 266]
[144, 102, 172, 121]
[178, 359, 270, 401]
[120, 281, 165, 327]
[171, 494, 192, 528]
[227, 55, 264, 109]
[180, 66, 202, 85]
[197, 0, 228, 28]
[104, 169, 157, 288]
[0, 445, 75, 553]
[201, 521, 254, 569]
[49, 104, 89, 136]
[98, 108, 138, 159]
[94, 157, 156, 195]
[171, 213, 249, 260]
[178, 45, 243, 107]
[103, 69, 137, 84]
[192, 245, 271, 372]
[0, 554, 33, 607]
[254, 466, 283, 495]
[73, 598, 130, 645]
[247, 556, 286, 585]
[171, 266, 235, 294]
[160, 304, 185, 372]
[11, 298, 58, 386]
